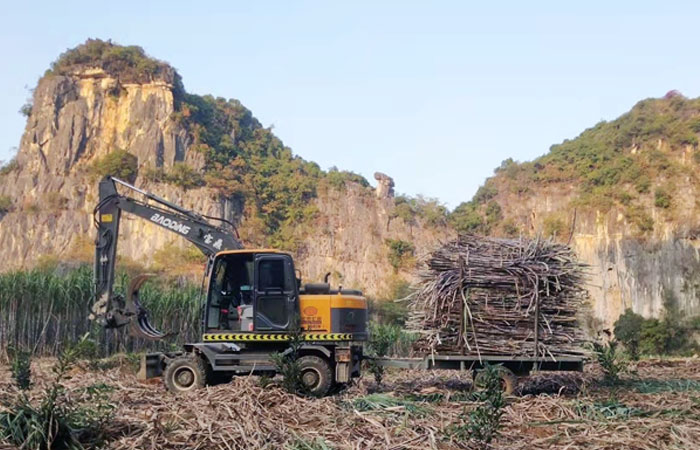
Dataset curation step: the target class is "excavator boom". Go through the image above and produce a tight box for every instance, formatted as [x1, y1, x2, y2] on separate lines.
[91, 176, 242, 339]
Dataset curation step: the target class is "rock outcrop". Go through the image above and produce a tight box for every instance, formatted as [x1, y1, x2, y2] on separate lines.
[0, 60, 449, 297]
[373, 172, 395, 199]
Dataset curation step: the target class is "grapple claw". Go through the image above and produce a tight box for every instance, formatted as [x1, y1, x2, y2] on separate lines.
[127, 274, 168, 341]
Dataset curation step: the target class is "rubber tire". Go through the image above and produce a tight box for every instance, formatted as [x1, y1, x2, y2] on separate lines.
[298, 355, 333, 397]
[163, 355, 207, 393]
[473, 366, 517, 395]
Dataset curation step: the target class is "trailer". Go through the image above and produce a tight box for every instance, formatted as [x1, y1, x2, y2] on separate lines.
[374, 354, 585, 394]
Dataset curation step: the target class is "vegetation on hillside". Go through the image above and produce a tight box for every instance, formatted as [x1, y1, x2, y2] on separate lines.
[89, 150, 139, 183]
[451, 94, 700, 236]
[26, 40, 447, 252]
[48, 38, 181, 92]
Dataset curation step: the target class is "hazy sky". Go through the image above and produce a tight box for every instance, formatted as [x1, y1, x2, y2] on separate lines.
[2, 1, 699, 207]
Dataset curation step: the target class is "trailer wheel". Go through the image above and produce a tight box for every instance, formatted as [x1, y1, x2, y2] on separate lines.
[473, 366, 517, 395]
[164, 355, 207, 393]
[298, 355, 332, 397]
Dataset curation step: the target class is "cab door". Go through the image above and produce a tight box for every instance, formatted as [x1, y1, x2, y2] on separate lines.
[254, 254, 297, 331]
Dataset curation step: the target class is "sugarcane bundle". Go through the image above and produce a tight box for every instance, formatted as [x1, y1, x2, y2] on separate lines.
[408, 234, 588, 359]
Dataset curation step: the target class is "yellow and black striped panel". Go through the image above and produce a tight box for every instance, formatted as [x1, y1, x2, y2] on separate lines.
[202, 333, 356, 342]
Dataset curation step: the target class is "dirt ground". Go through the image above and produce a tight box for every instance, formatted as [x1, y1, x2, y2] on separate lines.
[1, 358, 699, 449]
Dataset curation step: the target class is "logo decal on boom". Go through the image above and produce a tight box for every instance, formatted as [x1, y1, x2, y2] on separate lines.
[150, 213, 191, 236]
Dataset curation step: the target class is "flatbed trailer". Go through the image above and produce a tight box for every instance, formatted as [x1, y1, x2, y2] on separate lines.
[375, 354, 585, 394]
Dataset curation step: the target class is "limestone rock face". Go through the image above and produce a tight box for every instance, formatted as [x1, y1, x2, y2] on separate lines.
[0, 69, 449, 297]
[486, 170, 700, 327]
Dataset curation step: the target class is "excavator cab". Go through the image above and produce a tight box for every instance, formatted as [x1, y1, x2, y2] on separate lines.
[205, 251, 298, 333]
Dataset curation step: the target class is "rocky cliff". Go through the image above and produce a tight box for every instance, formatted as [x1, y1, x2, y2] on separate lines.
[452, 93, 700, 327]
[0, 40, 450, 297]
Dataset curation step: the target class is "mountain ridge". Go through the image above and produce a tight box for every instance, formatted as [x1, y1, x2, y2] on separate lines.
[1, 39, 699, 327]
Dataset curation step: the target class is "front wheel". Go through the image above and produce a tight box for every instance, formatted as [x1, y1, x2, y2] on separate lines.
[298, 355, 332, 397]
[163, 355, 207, 393]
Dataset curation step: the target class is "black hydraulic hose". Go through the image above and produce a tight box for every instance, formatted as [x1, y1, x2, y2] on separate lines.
[200, 213, 240, 239]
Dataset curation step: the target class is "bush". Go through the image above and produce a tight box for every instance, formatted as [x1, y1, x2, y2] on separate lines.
[90, 150, 138, 182]
[166, 162, 204, 189]
[325, 167, 369, 190]
[385, 239, 415, 271]
[0, 195, 12, 213]
[369, 299, 409, 325]
[542, 214, 567, 240]
[49, 39, 175, 86]
[613, 309, 644, 360]
[614, 309, 698, 357]
[8, 345, 32, 390]
[365, 323, 417, 384]
[19, 101, 33, 117]
[590, 340, 628, 383]
[447, 364, 505, 446]
[654, 187, 672, 209]
[449, 201, 488, 234]
[270, 322, 307, 395]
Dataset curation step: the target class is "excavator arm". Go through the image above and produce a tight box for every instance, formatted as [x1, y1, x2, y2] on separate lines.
[91, 176, 242, 339]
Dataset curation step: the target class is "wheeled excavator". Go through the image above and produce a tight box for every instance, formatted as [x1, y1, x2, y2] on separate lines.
[91, 176, 367, 396]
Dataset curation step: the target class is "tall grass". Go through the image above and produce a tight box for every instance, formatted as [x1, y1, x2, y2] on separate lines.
[0, 265, 202, 359]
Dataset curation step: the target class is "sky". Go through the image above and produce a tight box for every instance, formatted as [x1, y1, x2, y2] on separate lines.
[1, 1, 700, 208]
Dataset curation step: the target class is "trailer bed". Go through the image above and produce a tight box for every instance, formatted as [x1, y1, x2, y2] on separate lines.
[376, 354, 584, 376]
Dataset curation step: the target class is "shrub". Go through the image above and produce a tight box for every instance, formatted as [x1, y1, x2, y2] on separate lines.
[391, 197, 417, 227]
[0, 195, 12, 213]
[472, 183, 498, 204]
[90, 150, 138, 182]
[8, 345, 32, 390]
[501, 219, 519, 237]
[385, 239, 415, 271]
[639, 319, 674, 355]
[369, 299, 409, 325]
[447, 364, 505, 445]
[613, 309, 644, 360]
[19, 101, 33, 117]
[542, 214, 567, 240]
[654, 187, 671, 209]
[590, 340, 628, 383]
[365, 323, 417, 384]
[449, 201, 487, 234]
[325, 167, 369, 190]
[635, 175, 651, 194]
[49, 39, 175, 86]
[166, 162, 204, 189]
[270, 321, 306, 395]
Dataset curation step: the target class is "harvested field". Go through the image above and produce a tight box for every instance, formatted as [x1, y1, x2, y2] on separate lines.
[2, 358, 699, 449]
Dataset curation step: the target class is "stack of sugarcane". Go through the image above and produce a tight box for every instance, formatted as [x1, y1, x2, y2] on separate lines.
[408, 234, 588, 359]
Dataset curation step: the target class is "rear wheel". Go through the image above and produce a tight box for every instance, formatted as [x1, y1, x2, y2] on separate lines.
[298, 355, 332, 397]
[163, 355, 207, 393]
